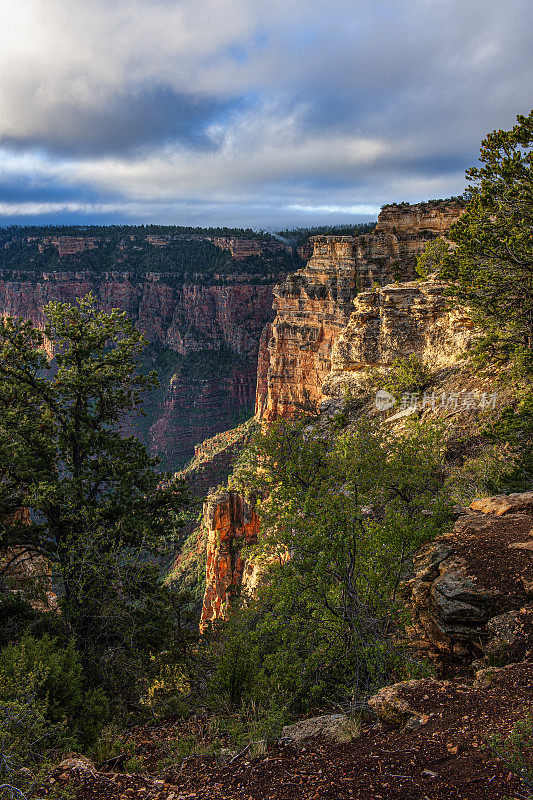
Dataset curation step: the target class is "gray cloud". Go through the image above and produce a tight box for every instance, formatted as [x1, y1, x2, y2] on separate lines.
[0, 0, 532, 225]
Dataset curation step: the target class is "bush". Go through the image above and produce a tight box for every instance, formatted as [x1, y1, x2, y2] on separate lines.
[383, 355, 432, 399]
[0, 634, 108, 748]
[485, 392, 533, 492]
[217, 415, 449, 712]
[0, 640, 68, 797]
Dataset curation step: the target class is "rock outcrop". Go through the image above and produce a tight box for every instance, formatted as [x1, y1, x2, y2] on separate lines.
[260, 235, 358, 421]
[200, 490, 259, 632]
[258, 200, 466, 421]
[355, 199, 464, 288]
[405, 492, 533, 663]
[281, 714, 359, 744]
[330, 279, 474, 374]
[202, 201, 471, 626]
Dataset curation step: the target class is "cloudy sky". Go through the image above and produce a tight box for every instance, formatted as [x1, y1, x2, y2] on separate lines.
[0, 0, 531, 229]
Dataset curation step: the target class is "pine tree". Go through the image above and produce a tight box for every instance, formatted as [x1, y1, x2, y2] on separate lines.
[420, 110, 533, 373]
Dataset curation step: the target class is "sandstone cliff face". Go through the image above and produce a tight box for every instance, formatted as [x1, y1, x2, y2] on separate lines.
[259, 235, 357, 421]
[330, 279, 473, 375]
[258, 201, 465, 421]
[200, 202, 470, 627]
[355, 200, 464, 288]
[200, 490, 259, 632]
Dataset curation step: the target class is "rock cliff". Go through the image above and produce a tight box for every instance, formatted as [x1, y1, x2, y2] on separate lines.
[0, 277, 274, 357]
[199, 200, 472, 628]
[405, 492, 533, 666]
[200, 490, 259, 632]
[330, 279, 474, 374]
[0, 275, 280, 467]
[260, 235, 358, 421]
[257, 200, 466, 421]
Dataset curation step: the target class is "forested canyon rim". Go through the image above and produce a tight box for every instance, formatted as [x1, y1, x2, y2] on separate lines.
[0, 231, 292, 466]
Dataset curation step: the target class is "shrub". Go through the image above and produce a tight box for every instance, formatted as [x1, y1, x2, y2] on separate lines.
[383, 355, 432, 399]
[0, 634, 107, 748]
[0, 640, 67, 797]
[220, 415, 450, 711]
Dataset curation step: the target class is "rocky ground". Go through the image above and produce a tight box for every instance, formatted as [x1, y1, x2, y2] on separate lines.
[40, 660, 532, 799]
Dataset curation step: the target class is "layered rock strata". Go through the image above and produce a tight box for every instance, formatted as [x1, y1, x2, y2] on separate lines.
[0, 277, 279, 466]
[260, 235, 358, 421]
[200, 490, 259, 632]
[258, 200, 466, 421]
[330, 279, 473, 375]
[0, 278, 274, 357]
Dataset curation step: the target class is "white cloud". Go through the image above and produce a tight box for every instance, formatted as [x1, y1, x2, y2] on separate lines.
[0, 0, 532, 224]
[66, 104, 389, 200]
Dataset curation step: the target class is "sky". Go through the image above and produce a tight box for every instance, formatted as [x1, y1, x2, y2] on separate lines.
[0, 0, 532, 230]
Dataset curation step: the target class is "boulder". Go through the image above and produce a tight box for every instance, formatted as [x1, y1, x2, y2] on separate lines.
[470, 491, 533, 516]
[58, 756, 95, 773]
[368, 680, 431, 728]
[281, 714, 359, 744]
[431, 572, 489, 624]
[413, 542, 454, 581]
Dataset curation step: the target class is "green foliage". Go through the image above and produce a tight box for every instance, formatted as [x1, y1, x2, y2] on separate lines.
[419, 111, 533, 373]
[215, 415, 449, 711]
[0, 226, 297, 283]
[0, 634, 106, 747]
[382, 355, 432, 399]
[0, 295, 189, 710]
[484, 391, 533, 492]
[488, 715, 533, 794]
[416, 237, 453, 279]
[0, 638, 71, 797]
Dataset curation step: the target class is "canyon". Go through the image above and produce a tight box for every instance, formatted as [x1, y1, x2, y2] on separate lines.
[0, 229, 294, 467]
[256, 199, 465, 422]
[201, 199, 474, 629]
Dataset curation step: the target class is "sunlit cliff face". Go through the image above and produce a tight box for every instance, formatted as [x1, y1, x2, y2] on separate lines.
[257, 201, 467, 422]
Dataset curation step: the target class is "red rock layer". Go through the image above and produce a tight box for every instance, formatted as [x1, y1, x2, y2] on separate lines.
[254, 323, 272, 419]
[0, 278, 274, 357]
[200, 490, 259, 632]
[0, 277, 276, 466]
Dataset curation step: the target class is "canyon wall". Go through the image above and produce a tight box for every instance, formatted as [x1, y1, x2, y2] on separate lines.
[0, 274, 281, 467]
[200, 200, 470, 630]
[200, 490, 259, 632]
[257, 200, 466, 421]
[0, 276, 274, 356]
[330, 280, 474, 375]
